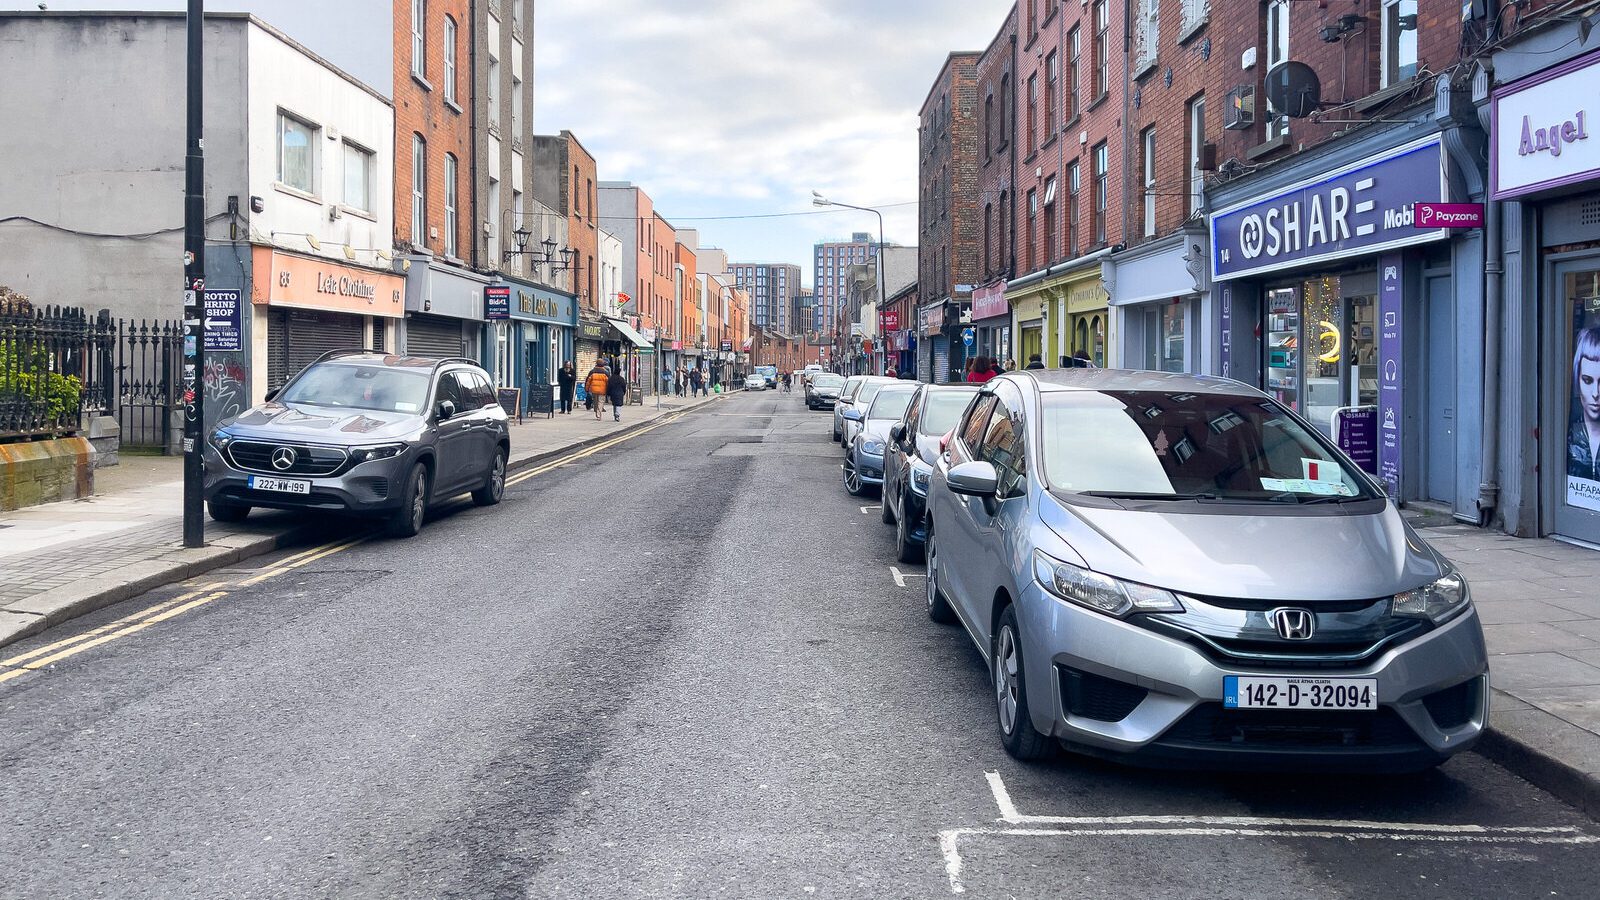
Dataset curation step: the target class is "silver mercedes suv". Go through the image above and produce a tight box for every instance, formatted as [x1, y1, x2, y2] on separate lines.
[925, 369, 1489, 771]
[203, 351, 511, 537]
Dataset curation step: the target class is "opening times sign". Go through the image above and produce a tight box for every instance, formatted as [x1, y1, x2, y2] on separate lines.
[203, 289, 242, 352]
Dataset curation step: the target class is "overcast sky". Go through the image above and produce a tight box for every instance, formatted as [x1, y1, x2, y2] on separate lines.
[12, 1, 1007, 287]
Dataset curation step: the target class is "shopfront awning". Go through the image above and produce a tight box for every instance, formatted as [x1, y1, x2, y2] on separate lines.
[605, 316, 652, 349]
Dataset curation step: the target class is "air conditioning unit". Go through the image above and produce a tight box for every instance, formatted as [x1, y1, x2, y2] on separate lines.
[1225, 84, 1255, 130]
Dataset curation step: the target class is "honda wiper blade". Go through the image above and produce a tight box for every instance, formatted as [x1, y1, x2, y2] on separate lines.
[1079, 490, 1218, 501]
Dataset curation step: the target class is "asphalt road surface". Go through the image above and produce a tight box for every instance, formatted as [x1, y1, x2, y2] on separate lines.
[2, 389, 1597, 899]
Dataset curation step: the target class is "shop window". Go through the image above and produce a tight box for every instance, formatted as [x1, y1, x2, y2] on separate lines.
[1143, 301, 1186, 373]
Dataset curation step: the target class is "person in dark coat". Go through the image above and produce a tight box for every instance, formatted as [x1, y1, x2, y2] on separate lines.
[606, 365, 628, 422]
[1025, 353, 1046, 370]
[557, 361, 577, 414]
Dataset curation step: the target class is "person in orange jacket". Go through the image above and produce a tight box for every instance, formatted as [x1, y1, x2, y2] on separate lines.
[584, 362, 610, 421]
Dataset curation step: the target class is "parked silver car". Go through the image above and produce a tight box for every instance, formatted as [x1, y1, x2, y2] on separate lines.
[880, 384, 979, 562]
[841, 383, 919, 496]
[925, 369, 1488, 771]
[204, 351, 511, 538]
[832, 375, 897, 446]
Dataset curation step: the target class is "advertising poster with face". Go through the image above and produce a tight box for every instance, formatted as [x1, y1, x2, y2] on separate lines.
[1568, 271, 1600, 513]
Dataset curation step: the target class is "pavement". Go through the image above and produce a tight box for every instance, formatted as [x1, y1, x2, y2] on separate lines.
[1, 388, 1596, 898]
[0, 388, 728, 651]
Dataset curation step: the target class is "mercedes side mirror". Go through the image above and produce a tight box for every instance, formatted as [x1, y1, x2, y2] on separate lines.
[947, 460, 1000, 497]
[436, 399, 457, 421]
[264, 387, 280, 403]
[889, 423, 907, 443]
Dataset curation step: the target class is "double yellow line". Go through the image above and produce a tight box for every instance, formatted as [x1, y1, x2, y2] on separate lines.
[0, 408, 690, 687]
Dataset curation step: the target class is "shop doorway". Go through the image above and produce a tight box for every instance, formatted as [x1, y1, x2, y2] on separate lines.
[1548, 257, 1600, 544]
[1262, 273, 1377, 438]
[1424, 275, 1457, 504]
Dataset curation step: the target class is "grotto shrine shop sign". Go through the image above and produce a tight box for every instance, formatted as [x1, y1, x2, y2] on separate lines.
[1210, 137, 1449, 281]
[1492, 49, 1600, 200]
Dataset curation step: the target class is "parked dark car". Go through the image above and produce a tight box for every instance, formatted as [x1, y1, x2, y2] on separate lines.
[204, 351, 511, 537]
[806, 373, 846, 410]
[880, 383, 979, 562]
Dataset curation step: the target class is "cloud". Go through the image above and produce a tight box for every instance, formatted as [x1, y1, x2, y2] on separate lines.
[534, 0, 1005, 283]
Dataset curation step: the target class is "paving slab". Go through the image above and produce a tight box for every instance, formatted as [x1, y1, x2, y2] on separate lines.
[1481, 622, 1600, 653]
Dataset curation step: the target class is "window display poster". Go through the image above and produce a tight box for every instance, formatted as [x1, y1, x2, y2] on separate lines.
[1568, 269, 1600, 512]
[1377, 254, 1403, 498]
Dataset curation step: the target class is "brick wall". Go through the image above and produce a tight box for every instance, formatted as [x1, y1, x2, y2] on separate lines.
[977, 7, 1019, 284]
[652, 213, 676, 342]
[918, 52, 981, 305]
[1010, 0, 1127, 273]
[562, 132, 600, 309]
[393, 0, 473, 262]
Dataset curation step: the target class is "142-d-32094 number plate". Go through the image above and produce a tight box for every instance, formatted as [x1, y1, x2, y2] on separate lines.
[1224, 676, 1377, 710]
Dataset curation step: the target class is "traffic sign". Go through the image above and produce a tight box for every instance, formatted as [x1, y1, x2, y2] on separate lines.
[962, 327, 975, 347]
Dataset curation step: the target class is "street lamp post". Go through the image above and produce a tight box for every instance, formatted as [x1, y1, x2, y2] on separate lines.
[812, 191, 885, 377]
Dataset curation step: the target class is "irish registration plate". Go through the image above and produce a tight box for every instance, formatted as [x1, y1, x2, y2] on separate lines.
[1224, 676, 1377, 710]
[248, 475, 311, 494]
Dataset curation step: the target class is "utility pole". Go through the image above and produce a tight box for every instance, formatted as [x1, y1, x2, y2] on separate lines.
[181, 0, 206, 548]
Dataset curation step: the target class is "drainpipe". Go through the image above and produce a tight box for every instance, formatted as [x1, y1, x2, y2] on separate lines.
[1473, 67, 1502, 526]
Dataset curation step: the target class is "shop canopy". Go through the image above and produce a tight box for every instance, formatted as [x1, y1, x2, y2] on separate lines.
[604, 316, 652, 349]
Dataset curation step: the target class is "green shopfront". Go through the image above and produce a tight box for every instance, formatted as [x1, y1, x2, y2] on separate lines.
[492, 278, 575, 417]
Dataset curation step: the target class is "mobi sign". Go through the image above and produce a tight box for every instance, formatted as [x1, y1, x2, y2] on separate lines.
[1210, 137, 1448, 281]
[1492, 49, 1600, 199]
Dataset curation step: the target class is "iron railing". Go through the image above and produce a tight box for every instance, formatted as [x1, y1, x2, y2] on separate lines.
[113, 318, 184, 452]
[0, 305, 116, 441]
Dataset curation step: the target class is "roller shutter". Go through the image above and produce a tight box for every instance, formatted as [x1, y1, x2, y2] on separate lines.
[267, 308, 365, 391]
[405, 314, 464, 359]
[932, 336, 951, 384]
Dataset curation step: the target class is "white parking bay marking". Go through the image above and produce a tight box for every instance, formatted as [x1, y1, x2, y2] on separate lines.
[860, 505, 876, 515]
[889, 566, 925, 588]
[935, 772, 1600, 894]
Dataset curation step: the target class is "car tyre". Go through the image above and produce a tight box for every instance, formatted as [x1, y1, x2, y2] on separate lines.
[994, 605, 1053, 761]
[880, 487, 895, 524]
[388, 462, 429, 538]
[842, 451, 867, 496]
[472, 447, 507, 507]
[832, 426, 841, 443]
[925, 528, 957, 624]
[896, 495, 925, 564]
[207, 499, 250, 523]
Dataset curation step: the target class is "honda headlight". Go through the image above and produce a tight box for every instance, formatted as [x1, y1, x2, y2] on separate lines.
[910, 459, 932, 495]
[1391, 571, 1470, 624]
[1033, 551, 1183, 617]
[862, 439, 885, 455]
[349, 442, 407, 465]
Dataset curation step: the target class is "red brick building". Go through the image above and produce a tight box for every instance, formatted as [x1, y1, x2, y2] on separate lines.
[531, 131, 599, 310]
[973, 7, 1018, 365]
[917, 52, 981, 382]
[393, 0, 471, 262]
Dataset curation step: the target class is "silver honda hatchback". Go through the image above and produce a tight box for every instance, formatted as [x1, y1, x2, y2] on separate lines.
[925, 369, 1488, 771]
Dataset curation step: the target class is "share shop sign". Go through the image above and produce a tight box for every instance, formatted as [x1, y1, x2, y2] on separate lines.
[1210, 137, 1448, 281]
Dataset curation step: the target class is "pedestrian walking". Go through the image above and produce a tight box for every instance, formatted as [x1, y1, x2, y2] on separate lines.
[1025, 353, 1046, 370]
[675, 366, 687, 397]
[1003, 357, 1017, 372]
[661, 368, 672, 395]
[557, 361, 577, 414]
[606, 364, 628, 422]
[781, 372, 792, 393]
[690, 366, 705, 397]
[585, 361, 610, 420]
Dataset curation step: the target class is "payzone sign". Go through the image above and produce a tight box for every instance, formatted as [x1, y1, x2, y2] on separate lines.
[1211, 137, 1448, 281]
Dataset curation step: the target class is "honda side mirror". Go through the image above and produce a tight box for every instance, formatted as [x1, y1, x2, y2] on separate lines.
[842, 408, 863, 422]
[436, 400, 457, 421]
[947, 460, 1000, 497]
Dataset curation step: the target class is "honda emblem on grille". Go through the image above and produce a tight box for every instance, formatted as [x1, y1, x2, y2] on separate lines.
[1270, 607, 1315, 640]
[270, 447, 297, 471]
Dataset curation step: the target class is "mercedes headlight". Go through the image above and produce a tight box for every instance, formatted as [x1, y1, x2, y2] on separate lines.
[862, 439, 885, 455]
[1033, 551, 1183, 617]
[208, 429, 233, 452]
[349, 442, 407, 465]
[1391, 570, 1470, 624]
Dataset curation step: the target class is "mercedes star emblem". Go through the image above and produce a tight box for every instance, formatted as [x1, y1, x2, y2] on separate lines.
[270, 447, 298, 471]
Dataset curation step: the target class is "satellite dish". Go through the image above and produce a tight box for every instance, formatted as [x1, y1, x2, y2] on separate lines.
[1264, 61, 1322, 119]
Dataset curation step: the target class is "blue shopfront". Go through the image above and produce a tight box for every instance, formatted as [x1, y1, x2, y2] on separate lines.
[488, 277, 575, 416]
[1208, 118, 1488, 520]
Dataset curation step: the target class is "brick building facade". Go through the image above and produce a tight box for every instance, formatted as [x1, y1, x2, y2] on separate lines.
[917, 52, 980, 383]
[531, 131, 599, 309]
[973, 7, 1018, 364]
